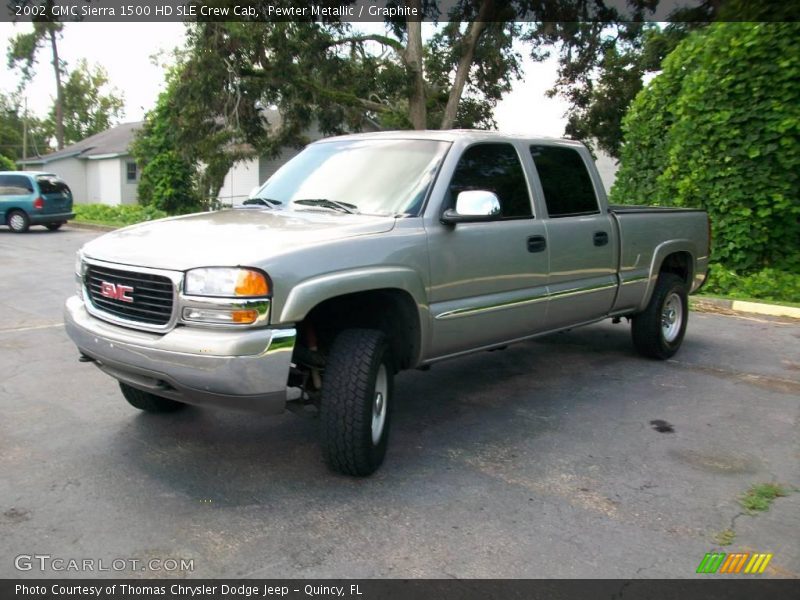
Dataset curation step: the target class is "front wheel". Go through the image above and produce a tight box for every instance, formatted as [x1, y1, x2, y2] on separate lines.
[320, 329, 394, 476]
[631, 273, 688, 360]
[119, 382, 186, 413]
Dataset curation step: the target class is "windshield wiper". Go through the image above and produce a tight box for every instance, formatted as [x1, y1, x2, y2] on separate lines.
[242, 197, 283, 208]
[292, 198, 359, 214]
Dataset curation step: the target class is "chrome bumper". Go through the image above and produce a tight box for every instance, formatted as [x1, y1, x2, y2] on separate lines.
[64, 295, 295, 414]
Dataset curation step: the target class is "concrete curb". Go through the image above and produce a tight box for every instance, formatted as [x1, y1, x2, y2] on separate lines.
[65, 222, 117, 232]
[692, 296, 800, 320]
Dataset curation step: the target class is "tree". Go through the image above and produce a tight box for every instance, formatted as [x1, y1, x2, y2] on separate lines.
[44, 59, 125, 146]
[0, 92, 48, 161]
[611, 23, 800, 278]
[131, 78, 201, 214]
[7, 7, 67, 149]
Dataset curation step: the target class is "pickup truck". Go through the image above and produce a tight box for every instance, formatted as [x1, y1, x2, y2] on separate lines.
[65, 131, 710, 476]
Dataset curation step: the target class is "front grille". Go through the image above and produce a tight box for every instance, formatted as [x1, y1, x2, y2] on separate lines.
[86, 265, 174, 327]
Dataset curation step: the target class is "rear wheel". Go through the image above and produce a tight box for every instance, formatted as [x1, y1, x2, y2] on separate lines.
[631, 273, 688, 359]
[119, 382, 186, 413]
[45, 222, 64, 231]
[7, 210, 29, 233]
[320, 329, 393, 476]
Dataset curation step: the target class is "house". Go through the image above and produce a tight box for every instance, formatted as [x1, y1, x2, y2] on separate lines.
[17, 122, 142, 205]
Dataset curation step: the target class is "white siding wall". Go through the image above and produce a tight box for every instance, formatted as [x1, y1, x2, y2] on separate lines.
[217, 158, 260, 206]
[31, 157, 87, 204]
[86, 158, 122, 205]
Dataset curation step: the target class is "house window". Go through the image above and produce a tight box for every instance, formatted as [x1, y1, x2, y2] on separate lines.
[126, 161, 138, 182]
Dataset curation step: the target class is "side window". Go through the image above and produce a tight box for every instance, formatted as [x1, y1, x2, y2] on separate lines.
[0, 174, 33, 196]
[449, 143, 532, 219]
[530, 145, 599, 218]
[126, 161, 138, 182]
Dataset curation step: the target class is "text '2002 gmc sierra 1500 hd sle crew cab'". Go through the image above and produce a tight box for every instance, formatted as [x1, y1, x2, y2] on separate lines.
[65, 131, 710, 476]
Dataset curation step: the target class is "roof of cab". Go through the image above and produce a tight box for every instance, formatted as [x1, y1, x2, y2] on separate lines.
[311, 129, 587, 147]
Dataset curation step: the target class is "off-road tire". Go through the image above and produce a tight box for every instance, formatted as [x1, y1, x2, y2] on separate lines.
[119, 382, 186, 413]
[631, 273, 688, 360]
[320, 329, 394, 477]
[7, 210, 30, 233]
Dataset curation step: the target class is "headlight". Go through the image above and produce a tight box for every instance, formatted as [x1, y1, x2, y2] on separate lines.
[184, 268, 270, 298]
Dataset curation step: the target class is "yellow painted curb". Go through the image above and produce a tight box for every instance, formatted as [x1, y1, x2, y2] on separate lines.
[731, 300, 800, 320]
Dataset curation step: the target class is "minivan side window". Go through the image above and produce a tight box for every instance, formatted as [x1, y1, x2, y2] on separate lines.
[530, 145, 599, 218]
[0, 174, 33, 196]
[448, 143, 532, 219]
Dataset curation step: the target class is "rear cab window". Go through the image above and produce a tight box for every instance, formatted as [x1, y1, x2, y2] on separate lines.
[529, 145, 599, 218]
[448, 143, 533, 219]
[36, 175, 72, 196]
[0, 174, 34, 196]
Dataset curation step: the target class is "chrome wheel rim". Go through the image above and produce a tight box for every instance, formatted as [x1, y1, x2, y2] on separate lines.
[9, 213, 25, 231]
[661, 293, 683, 343]
[371, 364, 388, 445]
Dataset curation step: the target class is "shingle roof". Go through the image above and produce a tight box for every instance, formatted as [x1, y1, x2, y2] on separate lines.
[18, 121, 142, 165]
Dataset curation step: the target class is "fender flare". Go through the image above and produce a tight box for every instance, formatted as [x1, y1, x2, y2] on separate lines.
[637, 240, 697, 312]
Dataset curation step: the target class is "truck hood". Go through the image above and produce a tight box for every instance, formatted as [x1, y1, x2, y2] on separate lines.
[82, 208, 397, 271]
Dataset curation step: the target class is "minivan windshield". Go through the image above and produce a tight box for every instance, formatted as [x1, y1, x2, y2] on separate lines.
[250, 139, 450, 217]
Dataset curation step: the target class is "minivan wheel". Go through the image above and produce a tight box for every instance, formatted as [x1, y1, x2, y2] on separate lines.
[119, 382, 186, 413]
[631, 273, 688, 360]
[45, 222, 64, 231]
[320, 329, 394, 477]
[7, 210, 30, 233]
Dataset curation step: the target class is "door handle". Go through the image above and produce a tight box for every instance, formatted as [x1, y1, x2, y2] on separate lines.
[593, 231, 609, 246]
[527, 235, 547, 253]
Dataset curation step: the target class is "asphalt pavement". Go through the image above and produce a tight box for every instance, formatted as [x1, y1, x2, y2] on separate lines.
[1, 226, 798, 579]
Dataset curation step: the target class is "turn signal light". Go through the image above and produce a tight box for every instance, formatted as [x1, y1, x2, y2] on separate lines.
[235, 270, 269, 297]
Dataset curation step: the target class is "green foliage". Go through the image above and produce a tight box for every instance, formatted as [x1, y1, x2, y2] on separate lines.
[73, 204, 168, 227]
[0, 154, 16, 170]
[44, 59, 125, 146]
[1, 93, 41, 160]
[612, 23, 800, 287]
[738, 483, 789, 513]
[131, 81, 202, 215]
[704, 265, 800, 304]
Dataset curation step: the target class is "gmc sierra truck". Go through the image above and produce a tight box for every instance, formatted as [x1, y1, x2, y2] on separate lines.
[65, 131, 710, 476]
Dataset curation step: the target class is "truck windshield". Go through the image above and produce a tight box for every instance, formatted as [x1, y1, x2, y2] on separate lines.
[251, 139, 450, 217]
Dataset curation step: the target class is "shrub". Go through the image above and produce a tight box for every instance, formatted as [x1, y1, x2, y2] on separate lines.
[73, 204, 169, 227]
[612, 23, 800, 279]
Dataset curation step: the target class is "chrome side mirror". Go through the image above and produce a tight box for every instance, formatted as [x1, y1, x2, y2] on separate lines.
[441, 190, 502, 224]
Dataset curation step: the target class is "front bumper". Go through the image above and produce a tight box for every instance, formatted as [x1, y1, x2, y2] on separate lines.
[64, 295, 295, 414]
[30, 211, 75, 224]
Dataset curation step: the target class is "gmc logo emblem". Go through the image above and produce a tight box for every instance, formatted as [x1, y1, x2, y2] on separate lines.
[100, 281, 134, 303]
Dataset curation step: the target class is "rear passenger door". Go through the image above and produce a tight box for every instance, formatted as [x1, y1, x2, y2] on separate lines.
[426, 142, 550, 358]
[528, 144, 618, 330]
[0, 174, 34, 221]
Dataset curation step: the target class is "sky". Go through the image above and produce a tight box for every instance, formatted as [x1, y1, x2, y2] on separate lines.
[0, 21, 571, 138]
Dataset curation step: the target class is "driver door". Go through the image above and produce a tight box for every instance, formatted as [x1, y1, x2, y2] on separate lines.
[426, 142, 550, 358]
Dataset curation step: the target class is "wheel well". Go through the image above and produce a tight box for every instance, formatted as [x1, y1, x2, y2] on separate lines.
[659, 251, 692, 285]
[298, 289, 421, 371]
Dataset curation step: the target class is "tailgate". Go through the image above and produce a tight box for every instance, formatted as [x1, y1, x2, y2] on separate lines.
[36, 175, 73, 214]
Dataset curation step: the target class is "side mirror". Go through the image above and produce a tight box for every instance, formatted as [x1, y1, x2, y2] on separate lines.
[441, 190, 501, 224]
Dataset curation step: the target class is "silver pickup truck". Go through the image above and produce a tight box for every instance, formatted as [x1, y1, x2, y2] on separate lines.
[65, 131, 709, 476]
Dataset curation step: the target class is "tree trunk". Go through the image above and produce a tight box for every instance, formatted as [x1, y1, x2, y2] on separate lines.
[405, 0, 426, 130]
[440, 0, 494, 130]
[49, 29, 65, 150]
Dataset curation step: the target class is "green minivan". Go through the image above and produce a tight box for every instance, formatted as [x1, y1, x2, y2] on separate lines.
[0, 171, 75, 233]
